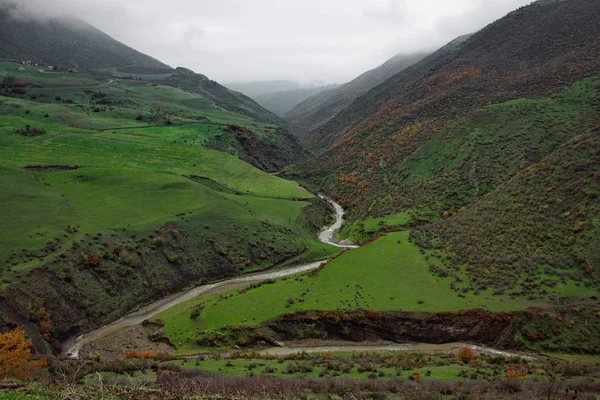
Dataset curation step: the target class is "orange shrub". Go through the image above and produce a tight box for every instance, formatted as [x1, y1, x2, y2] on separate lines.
[505, 366, 527, 380]
[0, 327, 46, 379]
[457, 346, 475, 363]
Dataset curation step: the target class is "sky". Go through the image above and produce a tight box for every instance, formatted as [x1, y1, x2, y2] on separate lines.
[7, 0, 534, 84]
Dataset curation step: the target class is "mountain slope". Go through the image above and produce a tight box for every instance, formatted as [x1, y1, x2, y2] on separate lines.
[412, 127, 600, 297]
[0, 4, 170, 71]
[297, 0, 600, 217]
[285, 52, 428, 133]
[158, 68, 304, 136]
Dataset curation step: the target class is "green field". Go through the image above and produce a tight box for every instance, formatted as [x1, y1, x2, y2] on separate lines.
[174, 357, 491, 381]
[338, 211, 413, 242]
[0, 64, 337, 294]
[154, 231, 572, 352]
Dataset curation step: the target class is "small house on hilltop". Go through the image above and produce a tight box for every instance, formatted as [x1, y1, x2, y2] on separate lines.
[47, 66, 54, 72]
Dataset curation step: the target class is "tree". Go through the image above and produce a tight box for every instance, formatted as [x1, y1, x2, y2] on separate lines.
[0, 327, 46, 379]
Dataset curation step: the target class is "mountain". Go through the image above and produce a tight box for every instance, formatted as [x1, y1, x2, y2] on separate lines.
[285, 52, 428, 134]
[0, 2, 308, 157]
[297, 0, 600, 217]
[0, 4, 170, 71]
[224, 80, 305, 97]
[252, 85, 338, 116]
[157, 68, 306, 136]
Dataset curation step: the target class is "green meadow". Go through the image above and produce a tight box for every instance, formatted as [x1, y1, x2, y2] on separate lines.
[153, 231, 573, 352]
[0, 64, 336, 287]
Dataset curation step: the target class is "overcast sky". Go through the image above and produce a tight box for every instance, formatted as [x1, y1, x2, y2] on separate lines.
[9, 0, 533, 84]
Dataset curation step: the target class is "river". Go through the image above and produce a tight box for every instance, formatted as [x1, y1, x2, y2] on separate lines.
[64, 196, 356, 358]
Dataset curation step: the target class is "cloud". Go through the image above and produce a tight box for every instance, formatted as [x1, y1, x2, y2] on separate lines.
[3, 0, 534, 83]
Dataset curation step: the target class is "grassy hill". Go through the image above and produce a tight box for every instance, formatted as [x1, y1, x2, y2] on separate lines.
[0, 4, 169, 71]
[285, 52, 428, 134]
[0, 65, 339, 350]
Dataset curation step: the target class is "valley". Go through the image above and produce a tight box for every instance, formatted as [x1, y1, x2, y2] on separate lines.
[0, 0, 599, 399]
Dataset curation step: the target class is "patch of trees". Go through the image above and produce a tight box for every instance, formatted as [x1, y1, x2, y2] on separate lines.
[1, 75, 26, 95]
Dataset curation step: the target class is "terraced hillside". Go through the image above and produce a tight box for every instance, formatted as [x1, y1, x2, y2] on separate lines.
[0, 65, 338, 352]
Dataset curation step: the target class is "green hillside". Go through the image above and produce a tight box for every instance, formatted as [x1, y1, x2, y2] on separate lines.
[0, 64, 338, 347]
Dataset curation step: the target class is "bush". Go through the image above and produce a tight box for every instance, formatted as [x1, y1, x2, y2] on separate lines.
[457, 347, 475, 363]
[16, 126, 46, 137]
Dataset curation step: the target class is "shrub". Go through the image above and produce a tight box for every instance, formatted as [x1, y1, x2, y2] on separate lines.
[16, 126, 46, 137]
[457, 347, 475, 363]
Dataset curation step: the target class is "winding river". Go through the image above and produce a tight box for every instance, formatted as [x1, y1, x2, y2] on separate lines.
[64, 196, 356, 358]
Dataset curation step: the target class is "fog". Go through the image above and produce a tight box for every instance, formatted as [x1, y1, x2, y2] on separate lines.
[3, 0, 534, 83]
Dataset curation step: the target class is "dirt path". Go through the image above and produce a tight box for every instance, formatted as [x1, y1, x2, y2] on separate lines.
[63, 196, 354, 358]
[257, 342, 535, 360]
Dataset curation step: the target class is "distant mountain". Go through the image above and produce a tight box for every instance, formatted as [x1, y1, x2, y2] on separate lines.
[285, 52, 428, 133]
[0, 4, 170, 71]
[224, 80, 306, 98]
[252, 85, 338, 116]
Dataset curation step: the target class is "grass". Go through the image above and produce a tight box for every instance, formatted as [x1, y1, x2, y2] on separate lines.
[174, 357, 490, 381]
[0, 68, 333, 289]
[154, 231, 538, 352]
[338, 211, 413, 242]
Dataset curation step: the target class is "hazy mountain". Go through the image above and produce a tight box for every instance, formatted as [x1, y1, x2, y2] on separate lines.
[0, 4, 170, 71]
[285, 52, 428, 133]
[252, 84, 339, 116]
[224, 80, 329, 98]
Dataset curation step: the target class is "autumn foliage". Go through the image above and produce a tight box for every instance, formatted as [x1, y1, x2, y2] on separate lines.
[0, 327, 46, 379]
[505, 365, 528, 380]
[32, 298, 52, 337]
[457, 346, 475, 363]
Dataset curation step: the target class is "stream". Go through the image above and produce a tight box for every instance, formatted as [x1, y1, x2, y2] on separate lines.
[64, 196, 356, 358]
[63, 197, 530, 361]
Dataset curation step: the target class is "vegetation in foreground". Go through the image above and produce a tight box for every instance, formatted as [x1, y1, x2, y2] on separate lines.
[2, 346, 600, 399]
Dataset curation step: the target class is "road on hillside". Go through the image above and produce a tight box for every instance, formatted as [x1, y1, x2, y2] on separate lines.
[63, 196, 357, 358]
